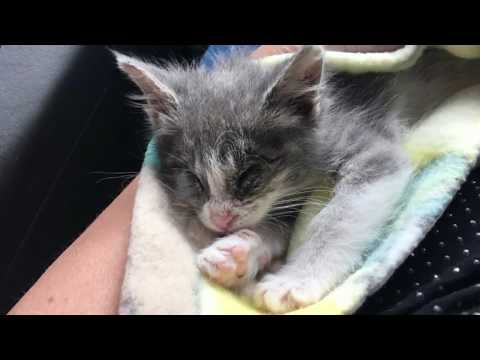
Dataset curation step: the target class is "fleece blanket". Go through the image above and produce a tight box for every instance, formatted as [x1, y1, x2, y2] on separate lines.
[119, 45, 480, 315]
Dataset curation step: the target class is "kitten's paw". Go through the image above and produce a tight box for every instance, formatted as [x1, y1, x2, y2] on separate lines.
[197, 230, 270, 288]
[253, 273, 326, 314]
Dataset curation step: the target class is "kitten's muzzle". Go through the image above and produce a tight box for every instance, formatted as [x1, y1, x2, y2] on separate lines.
[210, 210, 238, 233]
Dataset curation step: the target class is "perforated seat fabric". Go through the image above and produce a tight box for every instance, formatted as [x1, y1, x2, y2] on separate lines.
[358, 165, 480, 315]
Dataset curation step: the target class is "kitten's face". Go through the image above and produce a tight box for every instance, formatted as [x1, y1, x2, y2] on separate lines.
[157, 125, 311, 234]
[115, 46, 323, 233]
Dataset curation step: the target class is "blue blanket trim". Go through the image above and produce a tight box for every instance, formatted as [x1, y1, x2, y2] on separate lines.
[201, 45, 260, 70]
[144, 138, 161, 167]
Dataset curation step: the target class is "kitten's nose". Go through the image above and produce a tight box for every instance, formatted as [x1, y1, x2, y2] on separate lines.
[210, 210, 238, 232]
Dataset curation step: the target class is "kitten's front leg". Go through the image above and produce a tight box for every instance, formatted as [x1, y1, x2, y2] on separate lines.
[197, 225, 289, 289]
[254, 148, 413, 313]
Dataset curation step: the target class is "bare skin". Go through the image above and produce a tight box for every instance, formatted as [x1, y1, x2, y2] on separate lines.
[8, 45, 299, 315]
[8, 179, 138, 315]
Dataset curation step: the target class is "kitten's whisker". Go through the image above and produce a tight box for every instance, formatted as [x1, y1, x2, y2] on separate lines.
[270, 209, 323, 218]
[273, 196, 331, 205]
[281, 187, 333, 195]
[282, 186, 333, 192]
[271, 200, 327, 211]
[270, 202, 328, 214]
[267, 214, 298, 220]
[163, 151, 190, 167]
[269, 212, 303, 218]
[96, 174, 137, 184]
[92, 171, 138, 175]
[271, 204, 307, 211]
[275, 193, 332, 200]
[155, 178, 176, 194]
[277, 190, 333, 200]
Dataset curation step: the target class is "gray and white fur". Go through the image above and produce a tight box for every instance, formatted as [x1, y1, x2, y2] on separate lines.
[115, 46, 480, 313]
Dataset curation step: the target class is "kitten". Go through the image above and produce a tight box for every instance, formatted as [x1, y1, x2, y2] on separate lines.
[115, 46, 480, 313]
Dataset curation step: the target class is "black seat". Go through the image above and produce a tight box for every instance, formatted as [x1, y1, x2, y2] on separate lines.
[0, 45, 206, 313]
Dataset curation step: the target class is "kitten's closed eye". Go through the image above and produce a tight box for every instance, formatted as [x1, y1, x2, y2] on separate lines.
[236, 164, 263, 198]
[261, 154, 282, 164]
[186, 171, 205, 193]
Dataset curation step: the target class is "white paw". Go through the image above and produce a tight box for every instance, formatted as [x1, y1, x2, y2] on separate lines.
[253, 273, 326, 314]
[197, 229, 270, 288]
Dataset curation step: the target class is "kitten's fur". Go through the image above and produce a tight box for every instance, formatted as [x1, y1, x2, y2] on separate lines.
[116, 46, 480, 313]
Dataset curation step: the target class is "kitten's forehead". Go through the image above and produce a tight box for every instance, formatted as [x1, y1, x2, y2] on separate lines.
[202, 152, 228, 200]
[196, 135, 245, 173]
[170, 60, 278, 129]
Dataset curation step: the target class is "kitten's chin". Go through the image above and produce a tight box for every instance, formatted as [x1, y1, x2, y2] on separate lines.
[201, 222, 242, 236]
[198, 218, 232, 235]
[197, 200, 274, 235]
[199, 216, 263, 236]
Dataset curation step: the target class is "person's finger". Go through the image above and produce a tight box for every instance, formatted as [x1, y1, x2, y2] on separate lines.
[250, 45, 302, 59]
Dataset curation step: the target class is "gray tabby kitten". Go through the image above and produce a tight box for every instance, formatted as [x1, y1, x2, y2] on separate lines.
[115, 46, 480, 313]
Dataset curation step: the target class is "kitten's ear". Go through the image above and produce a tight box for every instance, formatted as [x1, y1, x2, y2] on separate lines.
[265, 45, 323, 119]
[113, 51, 178, 127]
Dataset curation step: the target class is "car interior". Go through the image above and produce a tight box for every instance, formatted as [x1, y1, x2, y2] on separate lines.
[1, 45, 479, 315]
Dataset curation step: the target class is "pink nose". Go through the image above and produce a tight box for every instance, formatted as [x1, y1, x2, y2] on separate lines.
[210, 211, 237, 231]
